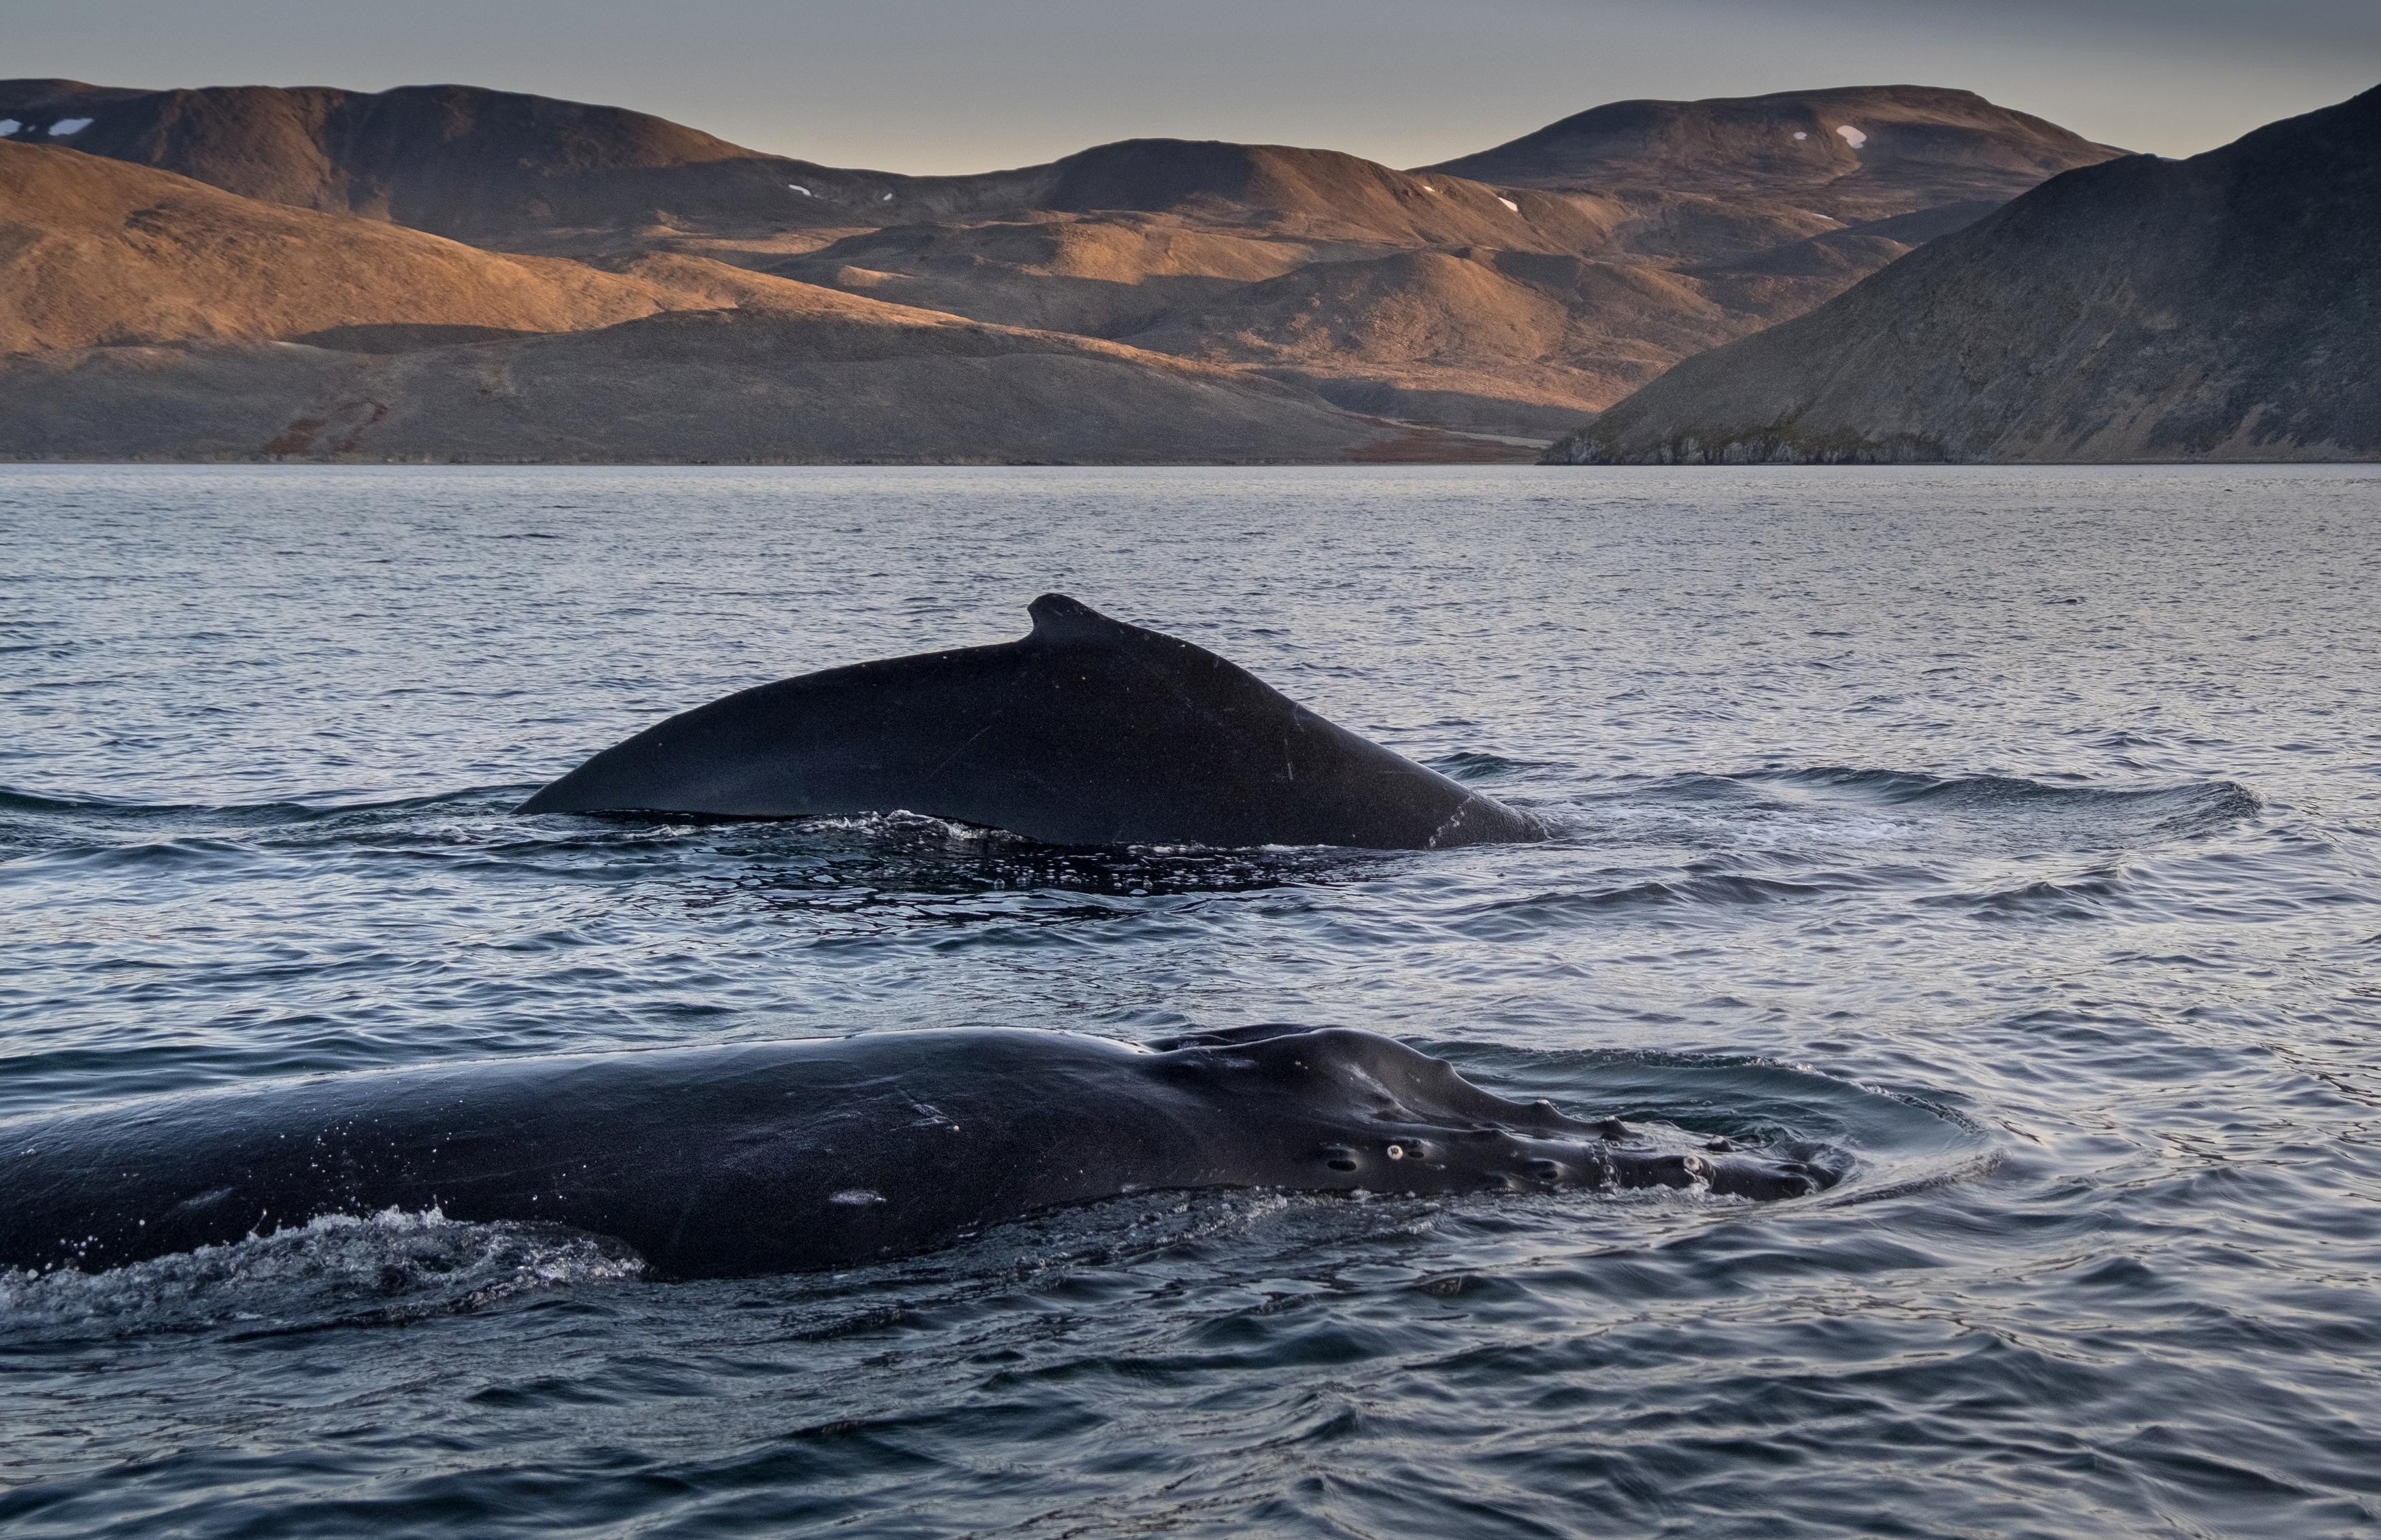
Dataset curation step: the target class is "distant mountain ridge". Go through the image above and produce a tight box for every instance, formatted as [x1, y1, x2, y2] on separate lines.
[1541, 84, 2381, 465]
[1426, 85, 2122, 216]
[0, 80, 933, 244]
[0, 81, 1614, 252]
[0, 77, 2148, 459]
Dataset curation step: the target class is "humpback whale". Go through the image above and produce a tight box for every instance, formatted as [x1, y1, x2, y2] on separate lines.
[517, 595, 1544, 849]
[0, 1027, 1835, 1279]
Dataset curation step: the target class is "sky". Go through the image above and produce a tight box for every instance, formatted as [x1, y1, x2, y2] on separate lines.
[10, 0, 2378, 174]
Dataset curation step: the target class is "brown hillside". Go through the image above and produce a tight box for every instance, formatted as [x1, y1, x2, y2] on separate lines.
[767, 217, 1314, 340]
[1032, 139, 1553, 247]
[1116, 248, 1727, 433]
[0, 133, 1522, 463]
[0, 141, 823, 352]
[0, 303, 1486, 465]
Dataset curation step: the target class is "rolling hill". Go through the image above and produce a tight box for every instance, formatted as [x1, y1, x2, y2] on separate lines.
[0, 77, 2134, 456]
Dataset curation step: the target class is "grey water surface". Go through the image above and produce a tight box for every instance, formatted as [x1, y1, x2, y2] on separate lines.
[1, 463, 2377, 1538]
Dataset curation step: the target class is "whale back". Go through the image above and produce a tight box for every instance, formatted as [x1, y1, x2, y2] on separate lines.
[0, 1028, 1831, 1279]
[516, 595, 1542, 849]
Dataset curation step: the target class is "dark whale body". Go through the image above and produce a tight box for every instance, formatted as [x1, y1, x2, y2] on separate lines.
[0, 1027, 1832, 1280]
[517, 595, 1544, 849]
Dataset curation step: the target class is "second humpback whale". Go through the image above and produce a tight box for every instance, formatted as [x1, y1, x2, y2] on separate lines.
[518, 595, 1544, 848]
[0, 1027, 1837, 1280]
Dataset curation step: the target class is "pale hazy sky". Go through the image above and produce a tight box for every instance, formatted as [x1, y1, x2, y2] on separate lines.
[11, 0, 2378, 173]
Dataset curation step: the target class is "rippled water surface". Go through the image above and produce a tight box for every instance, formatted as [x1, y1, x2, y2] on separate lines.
[3, 464, 2378, 1537]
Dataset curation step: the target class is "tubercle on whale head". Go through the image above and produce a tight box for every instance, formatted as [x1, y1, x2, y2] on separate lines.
[1306, 1131, 1830, 1202]
[1156, 1026, 1839, 1203]
[1149, 1025, 1594, 1130]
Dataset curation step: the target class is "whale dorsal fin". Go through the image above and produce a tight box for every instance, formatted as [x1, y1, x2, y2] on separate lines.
[1027, 592, 1128, 643]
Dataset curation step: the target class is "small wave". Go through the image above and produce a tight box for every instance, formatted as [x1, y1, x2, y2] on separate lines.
[0, 783, 518, 818]
[1919, 866, 2133, 922]
[1427, 750, 1563, 783]
[1449, 866, 1866, 936]
[0, 784, 202, 818]
[759, 1188, 1312, 1327]
[1748, 765, 2259, 823]
[0, 784, 544, 866]
[1603, 767, 2270, 858]
[1433, 1043, 1991, 1208]
[0, 1208, 642, 1341]
[0, 783, 529, 835]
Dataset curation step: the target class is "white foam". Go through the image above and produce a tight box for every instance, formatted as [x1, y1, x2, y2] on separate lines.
[831, 1189, 886, 1205]
[0, 120, 19, 137]
[1793, 131, 1809, 141]
[0, 1207, 642, 1335]
[1497, 196, 1519, 212]
[881, 192, 895, 202]
[787, 183, 812, 196]
[793, 808, 1025, 848]
[49, 118, 94, 136]
[1836, 124, 1866, 149]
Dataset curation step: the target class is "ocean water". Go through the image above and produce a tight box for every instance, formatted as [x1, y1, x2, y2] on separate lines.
[1, 463, 2376, 1538]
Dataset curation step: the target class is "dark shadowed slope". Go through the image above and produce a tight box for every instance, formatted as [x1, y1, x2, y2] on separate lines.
[1543, 86, 2381, 465]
